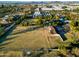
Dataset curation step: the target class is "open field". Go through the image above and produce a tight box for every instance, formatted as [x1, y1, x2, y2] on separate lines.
[0, 25, 63, 56]
[0, 25, 61, 50]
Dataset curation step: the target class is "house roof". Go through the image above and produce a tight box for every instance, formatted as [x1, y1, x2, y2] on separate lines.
[33, 11, 42, 16]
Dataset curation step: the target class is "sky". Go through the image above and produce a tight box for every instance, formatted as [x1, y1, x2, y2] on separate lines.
[0, 0, 79, 1]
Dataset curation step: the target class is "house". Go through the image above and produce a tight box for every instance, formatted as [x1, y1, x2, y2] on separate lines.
[0, 18, 9, 28]
[33, 10, 42, 18]
[53, 6, 64, 10]
[42, 11, 51, 17]
[0, 15, 9, 24]
[33, 8, 42, 18]
[2, 15, 9, 20]
[41, 7, 53, 11]
[35, 7, 53, 12]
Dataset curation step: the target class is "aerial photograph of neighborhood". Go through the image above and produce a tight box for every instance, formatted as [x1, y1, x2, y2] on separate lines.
[0, 1, 79, 57]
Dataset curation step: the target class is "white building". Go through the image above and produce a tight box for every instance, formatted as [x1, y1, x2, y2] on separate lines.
[33, 11, 42, 18]
[41, 7, 53, 11]
[1, 15, 9, 24]
[53, 6, 64, 10]
[3, 15, 9, 20]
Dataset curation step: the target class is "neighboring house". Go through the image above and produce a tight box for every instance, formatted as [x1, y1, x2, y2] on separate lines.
[35, 8, 40, 11]
[53, 6, 64, 10]
[35, 7, 53, 11]
[42, 12, 51, 17]
[33, 11, 42, 18]
[0, 18, 9, 28]
[0, 15, 9, 24]
[41, 7, 53, 11]
[34, 7, 52, 18]
[2, 15, 9, 20]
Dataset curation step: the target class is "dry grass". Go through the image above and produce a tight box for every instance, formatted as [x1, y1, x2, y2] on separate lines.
[1, 26, 61, 50]
[0, 50, 23, 57]
[0, 26, 62, 57]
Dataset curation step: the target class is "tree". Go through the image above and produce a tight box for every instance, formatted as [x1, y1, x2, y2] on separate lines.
[0, 25, 4, 36]
[62, 6, 67, 9]
[1, 4, 4, 8]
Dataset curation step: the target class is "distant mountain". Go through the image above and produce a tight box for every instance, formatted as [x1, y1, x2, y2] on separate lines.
[0, 1, 79, 4]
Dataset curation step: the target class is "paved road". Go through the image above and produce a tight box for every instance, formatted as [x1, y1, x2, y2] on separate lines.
[0, 23, 16, 43]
